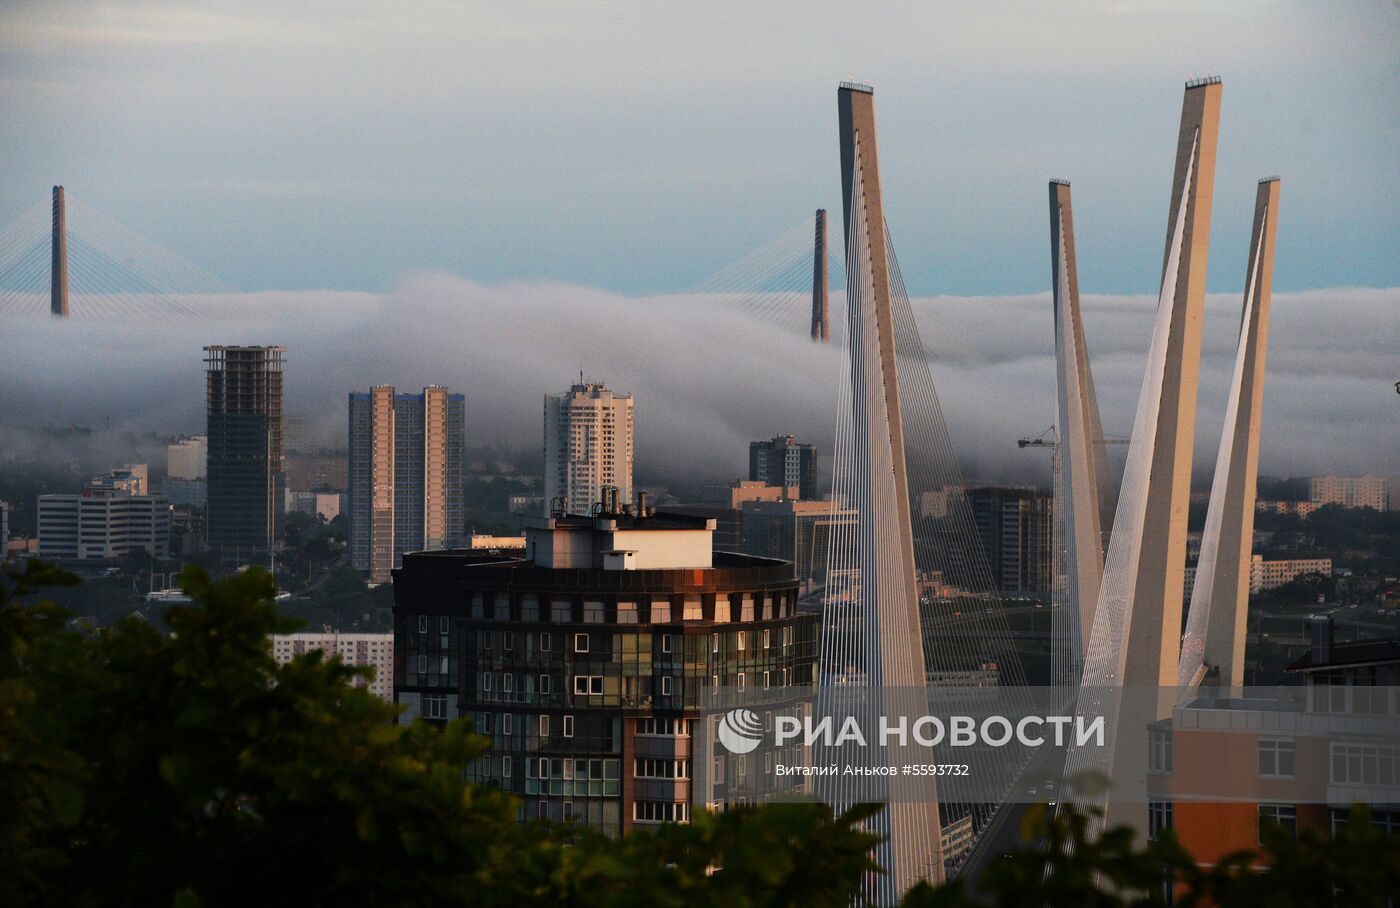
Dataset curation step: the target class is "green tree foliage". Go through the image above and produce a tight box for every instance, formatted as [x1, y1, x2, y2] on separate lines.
[2, 561, 1397, 906]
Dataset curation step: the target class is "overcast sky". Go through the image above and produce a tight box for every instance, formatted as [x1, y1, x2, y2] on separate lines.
[2, 1, 1398, 296]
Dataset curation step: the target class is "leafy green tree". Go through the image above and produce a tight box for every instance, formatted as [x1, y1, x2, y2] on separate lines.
[3, 560, 1397, 907]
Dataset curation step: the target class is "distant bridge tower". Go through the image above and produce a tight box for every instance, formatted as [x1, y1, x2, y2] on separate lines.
[811, 208, 829, 341]
[51, 185, 68, 317]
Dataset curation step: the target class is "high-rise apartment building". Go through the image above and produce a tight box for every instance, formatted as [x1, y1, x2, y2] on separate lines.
[748, 435, 818, 501]
[1310, 475, 1388, 511]
[38, 468, 170, 560]
[348, 386, 465, 582]
[543, 382, 633, 517]
[271, 631, 394, 702]
[966, 485, 1053, 594]
[392, 506, 816, 835]
[204, 346, 285, 560]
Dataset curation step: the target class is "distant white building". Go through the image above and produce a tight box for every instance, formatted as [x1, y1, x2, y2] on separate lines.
[288, 490, 344, 522]
[1249, 554, 1332, 594]
[270, 631, 394, 702]
[1310, 475, 1388, 511]
[38, 468, 170, 561]
[543, 382, 633, 517]
[167, 435, 208, 481]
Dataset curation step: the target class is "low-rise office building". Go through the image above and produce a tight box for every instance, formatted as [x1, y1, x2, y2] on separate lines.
[37, 468, 170, 561]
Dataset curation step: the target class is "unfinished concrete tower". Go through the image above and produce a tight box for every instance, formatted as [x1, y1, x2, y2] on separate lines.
[51, 185, 68, 317]
[1179, 177, 1280, 694]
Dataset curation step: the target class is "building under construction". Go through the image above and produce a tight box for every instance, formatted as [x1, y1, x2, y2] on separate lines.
[204, 345, 286, 562]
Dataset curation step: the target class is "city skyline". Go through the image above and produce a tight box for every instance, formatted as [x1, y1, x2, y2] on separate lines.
[2, 5, 1397, 899]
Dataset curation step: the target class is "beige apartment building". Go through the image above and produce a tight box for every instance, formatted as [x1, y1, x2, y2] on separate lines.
[1310, 475, 1388, 511]
[543, 382, 633, 517]
[1249, 554, 1332, 594]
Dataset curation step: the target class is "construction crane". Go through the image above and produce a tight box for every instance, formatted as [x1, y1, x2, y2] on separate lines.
[1017, 426, 1130, 450]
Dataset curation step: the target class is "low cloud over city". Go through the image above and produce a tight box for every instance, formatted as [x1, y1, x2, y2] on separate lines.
[2, 276, 1394, 487]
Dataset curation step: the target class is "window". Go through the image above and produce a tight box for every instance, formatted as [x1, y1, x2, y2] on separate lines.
[763, 671, 770, 689]
[661, 634, 672, 654]
[1258, 739, 1296, 778]
[1148, 801, 1173, 841]
[636, 718, 690, 736]
[712, 633, 720, 654]
[494, 593, 511, 621]
[423, 694, 448, 720]
[484, 631, 493, 650]
[540, 632, 551, 652]
[503, 756, 512, 777]
[503, 713, 513, 735]
[539, 715, 549, 737]
[763, 628, 771, 649]
[737, 631, 746, 652]
[417, 655, 427, 674]
[633, 801, 690, 823]
[1148, 729, 1173, 774]
[1259, 805, 1298, 842]
[482, 672, 493, 692]
[583, 600, 605, 624]
[439, 616, 449, 634]
[504, 674, 515, 693]
[418, 615, 428, 634]
[551, 599, 571, 623]
[574, 633, 590, 654]
[504, 632, 514, 652]
[563, 715, 574, 738]
[440, 655, 449, 675]
[540, 674, 553, 695]
[520, 595, 540, 622]
[714, 599, 730, 623]
[651, 599, 671, 623]
[683, 597, 703, 621]
[617, 601, 638, 624]
[573, 675, 604, 696]
[635, 758, 690, 779]
[1331, 744, 1399, 785]
[738, 672, 746, 690]
[661, 676, 672, 696]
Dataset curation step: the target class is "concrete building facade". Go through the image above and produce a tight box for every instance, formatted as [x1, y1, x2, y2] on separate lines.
[748, 435, 818, 501]
[966, 485, 1054, 594]
[348, 386, 465, 582]
[1310, 476, 1388, 511]
[271, 631, 394, 702]
[543, 382, 633, 518]
[1249, 555, 1332, 594]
